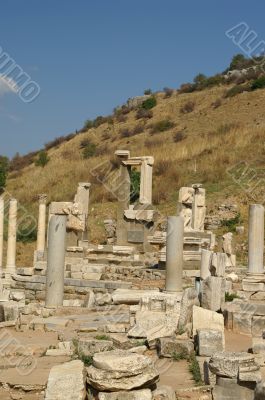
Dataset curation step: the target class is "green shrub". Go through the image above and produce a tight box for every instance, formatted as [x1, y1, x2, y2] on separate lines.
[83, 120, 94, 130]
[142, 96, 157, 110]
[172, 349, 189, 362]
[225, 292, 240, 302]
[151, 119, 175, 134]
[130, 169, 140, 202]
[251, 75, 265, 90]
[225, 84, 250, 98]
[0, 156, 9, 192]
[35, 151, 49, 167]
[178, 83, 196, 93]
[82, 143, 96, 159]
[95, 335, 110, 341]
[189, 353, 203, 385]
[17, 226, 37, 243]
[144, 89, 152, 95]
[221, 213, 241, 232]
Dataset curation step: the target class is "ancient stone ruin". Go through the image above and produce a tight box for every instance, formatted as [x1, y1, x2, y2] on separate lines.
[0, 151, 264, 400]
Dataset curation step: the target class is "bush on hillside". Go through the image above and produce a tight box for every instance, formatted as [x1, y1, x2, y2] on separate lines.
[136, 108, 153, 120]
[212, 98, 222, 109]
[251, 76, 265, 90]
[82, 142, 96, 159]
[178, 83, 196, 93]
[173, 131, 187, 143]
[141, 96, 157, 110]
[45, 133, 75, 150]
[225, 84, 251, 98]
[163, 87, 174, 98]
[151, 119, 175, 134]
[9, 151, 37, 172]
[35, 151, 49, 167]
[144, 89, 152, 95]
[180, 101, 195, 114]
[0, 156, 9, 192]
[116, 114, 128, 123]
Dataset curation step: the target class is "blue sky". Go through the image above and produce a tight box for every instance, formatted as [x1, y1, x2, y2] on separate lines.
[0, 0, 264, 158]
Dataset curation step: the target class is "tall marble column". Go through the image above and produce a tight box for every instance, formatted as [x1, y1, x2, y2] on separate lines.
[0, 197, 4, 269]
[165, 216, 184, 292]
[6, 198, 17, 274]
[45, 215, 67, 308]
[248, 204, 264, 275]
[36, 194, 47, 258]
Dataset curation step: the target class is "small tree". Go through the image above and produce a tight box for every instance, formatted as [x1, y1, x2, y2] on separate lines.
[144, 89, 152, 95]
[35, 150, 49, 167]
[0, 156, 9, 193]
[142, 96, 157, 110]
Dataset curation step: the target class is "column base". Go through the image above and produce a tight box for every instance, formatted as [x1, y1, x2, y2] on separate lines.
[243, 273, 265, 292]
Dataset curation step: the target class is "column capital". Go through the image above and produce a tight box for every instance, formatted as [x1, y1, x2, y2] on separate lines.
[38, 194, 48, 205]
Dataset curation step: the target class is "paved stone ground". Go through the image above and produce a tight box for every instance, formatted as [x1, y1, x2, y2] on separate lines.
[0, 319, 262, 399]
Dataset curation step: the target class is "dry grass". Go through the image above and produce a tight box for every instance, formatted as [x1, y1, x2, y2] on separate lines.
[6, 84, 265, 265]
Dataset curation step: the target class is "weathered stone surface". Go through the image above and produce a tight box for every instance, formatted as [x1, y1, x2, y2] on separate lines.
[213, 376, 255, 400]
[177, 288, 199, 330]
[255, 380, 265, 400]
[252, 317, 265, 337]
[152, 385, 176, 400]
[232, 312, 252, 335]
[128, 310, 179, 341]
[78, 339, 113, 356]
[87, 350, 159, 391]
[112, 289, 159, 305]
[45, 360, 86, 399]
[209, 352, 257, 379]
[200, 276, 225, 311]
[252, 337, 265, 354]
[157, 337, 194, 358]
[192, 306, 224, 344]
[197, 329, 224, 357]
[210, 252, 226, 277]
[98, 389, 152, 400]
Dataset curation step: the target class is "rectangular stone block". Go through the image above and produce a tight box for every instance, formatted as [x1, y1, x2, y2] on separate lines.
[201, 276, 226, 311]
[242, 281, 265, 292]
[233, 312, 253, 335]
[197, 329, 224, 356]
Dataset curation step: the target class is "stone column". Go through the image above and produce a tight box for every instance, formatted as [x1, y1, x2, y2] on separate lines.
[165, 216, 184, 292]
[36, 194, 47, 258]
[248, 204, 264, 275]
[45, 215, 67, 308]
[200, 249, 212, 280]
[140, 157, 153, 205]
[0, 197, 4, 269]
[6, 198, 17, 274]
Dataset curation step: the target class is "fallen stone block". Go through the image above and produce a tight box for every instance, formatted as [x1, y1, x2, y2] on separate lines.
[209, 352, 258, 379]
[77, 338, 113, 356]
[157, 337, 194, 358]
[45, 360, 86, 399]
[197, 329, 224, 357]
[212, 376, 255, 400]
[87, 350, 159, 391]
[192, 306, 224, 346]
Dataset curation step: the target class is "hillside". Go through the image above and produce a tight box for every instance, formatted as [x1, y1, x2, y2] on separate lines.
[6, 83, 265, 266]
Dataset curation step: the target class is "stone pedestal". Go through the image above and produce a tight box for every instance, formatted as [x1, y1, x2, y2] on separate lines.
[0, 197, 4, 269]
[116, 161, 131, 246]
[36, 194, 47, 259]
[45, 215, 67, 308]
[165, 216, 184, 292]
[247, 204, 264, 276]
[6, 198, 17, 275]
